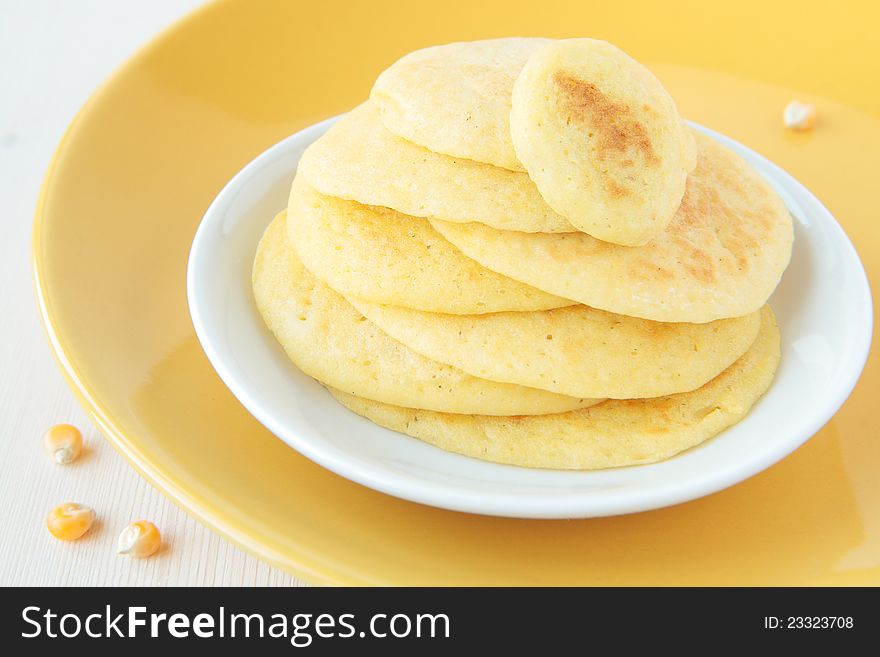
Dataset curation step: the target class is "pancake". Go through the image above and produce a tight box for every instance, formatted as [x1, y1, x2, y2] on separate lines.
[287, 177, 573, 314]
[510, 38, 696, 245]
[330, 307, 780, 470]
[371, 38, 549, 171]
[253, 212, 597, 416]
[297, 101, 576, 233]
[431, 131, 793, 323]
[348, 297, 762, 399]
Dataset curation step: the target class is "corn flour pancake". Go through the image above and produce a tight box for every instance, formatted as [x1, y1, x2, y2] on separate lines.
[431, 131, 793, 323]
[371, 37, 549, 171]
[348, 297, 762, 399]
[287, 177, 573, 314]
[330, 307, 780, 470]
[297, 101, 576, 233]
[253, 212, 597, 416]
[510, 38, 697, 246]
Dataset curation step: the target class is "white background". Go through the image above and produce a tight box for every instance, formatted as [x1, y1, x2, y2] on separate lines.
[0, 0, 301, 586]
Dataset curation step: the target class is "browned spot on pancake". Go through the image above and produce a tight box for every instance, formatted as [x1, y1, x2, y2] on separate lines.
[668, 192, 701, 238]
[605, 178, 631, 198]
[718, 206, 763, 275]
[667, 157, 767, 281]
[553, 71, 657, 166]
[628, 259, 674, 282]
[673, 236, 716, 284]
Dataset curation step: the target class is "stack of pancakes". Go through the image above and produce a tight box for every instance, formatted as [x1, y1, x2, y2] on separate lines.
[253, 38, 793, 470]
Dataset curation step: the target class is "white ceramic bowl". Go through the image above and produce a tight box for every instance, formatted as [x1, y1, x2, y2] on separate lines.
[187, 117, 872, 519]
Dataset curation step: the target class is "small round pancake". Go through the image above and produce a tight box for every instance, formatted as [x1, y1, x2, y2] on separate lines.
[510, 38, 696, 245]
[431, 131, 793, 323]
[348, 297, 762, 399]
[330, 307, 780, 470]
[253, 212, 596, 416]
[297, 101, 576, 233]
[371, 38, 549, 171]
[287, 177, 572, 314]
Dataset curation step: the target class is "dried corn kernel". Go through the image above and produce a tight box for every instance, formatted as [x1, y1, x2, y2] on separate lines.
[783, 100, 816, 131]
[46, 503, 95, 541]
[117, 520, 161, 558]
[43, 423, 83, 464]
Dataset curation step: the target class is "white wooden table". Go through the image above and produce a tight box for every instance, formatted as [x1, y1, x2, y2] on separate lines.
[0, 0, 302, 586]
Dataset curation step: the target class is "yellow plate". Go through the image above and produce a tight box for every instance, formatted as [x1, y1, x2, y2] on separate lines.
[34, 0, 880, 585]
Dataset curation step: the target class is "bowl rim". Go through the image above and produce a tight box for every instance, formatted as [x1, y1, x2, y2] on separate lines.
[187, 116, 874, 518]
